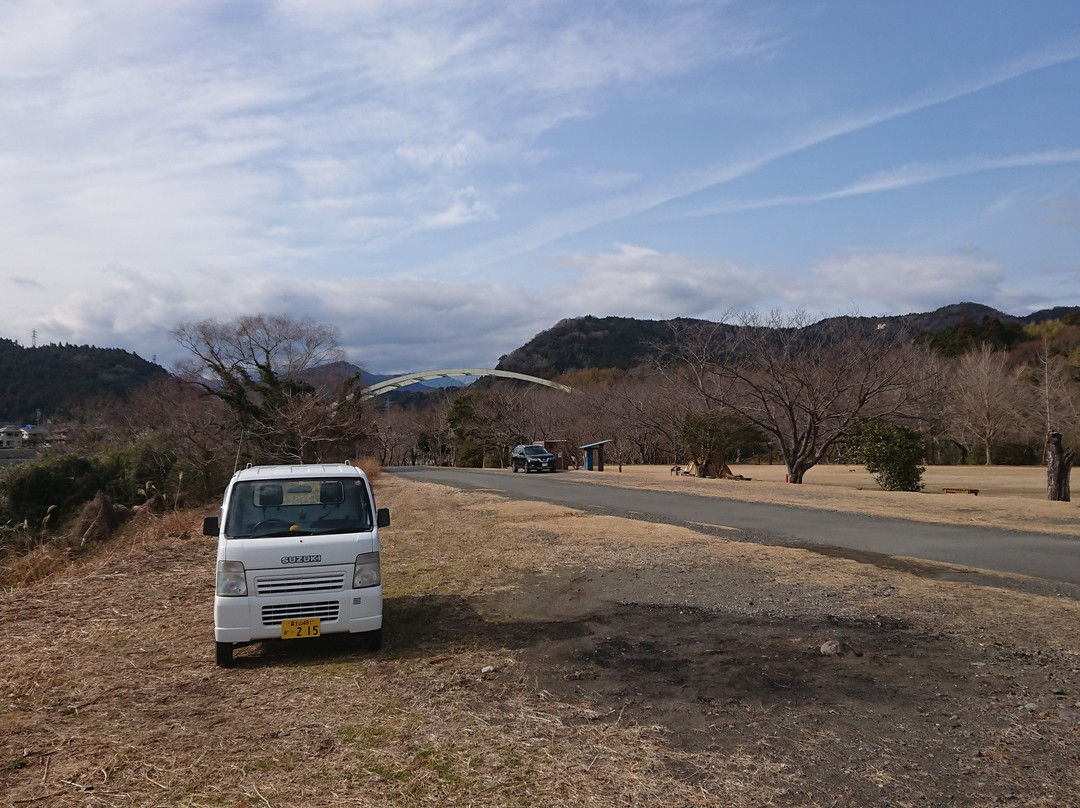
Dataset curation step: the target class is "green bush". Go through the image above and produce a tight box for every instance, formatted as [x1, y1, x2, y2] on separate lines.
[844, 419, 926, 492]
[454, 439, 485, 469]
[992, 441, 1041, 466]
[0, 437, 179, 526]
[0, 454, 108, 525]
[678, 411, 769, 465]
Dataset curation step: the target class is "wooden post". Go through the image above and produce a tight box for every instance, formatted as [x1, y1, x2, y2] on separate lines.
[1046, 431, 1074, 502]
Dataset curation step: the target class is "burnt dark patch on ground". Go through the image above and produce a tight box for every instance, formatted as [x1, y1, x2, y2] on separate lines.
[481, 562, 1080, 805]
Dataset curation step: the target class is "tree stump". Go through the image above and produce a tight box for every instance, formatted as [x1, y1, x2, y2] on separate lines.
[1046, 431, 1074, 502]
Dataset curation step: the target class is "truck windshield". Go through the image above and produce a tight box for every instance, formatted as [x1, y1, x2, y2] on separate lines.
[224, 477, 374, 538]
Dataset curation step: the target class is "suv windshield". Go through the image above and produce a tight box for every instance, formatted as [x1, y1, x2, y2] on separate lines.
[523, 446, 549, 455]
[224, 477, 374, 538]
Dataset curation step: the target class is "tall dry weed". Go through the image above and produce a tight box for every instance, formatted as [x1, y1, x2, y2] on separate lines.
[1, 540, 72, 588]
[353, 456, 382, 480]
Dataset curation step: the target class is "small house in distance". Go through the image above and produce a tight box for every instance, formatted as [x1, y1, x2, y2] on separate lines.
[542, 439, 570, 471]
[579, 439, 613, 471]
[1, 425, 22, 448]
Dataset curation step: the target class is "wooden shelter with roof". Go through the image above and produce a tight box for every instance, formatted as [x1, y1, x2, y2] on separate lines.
[578, 439, 613, 471]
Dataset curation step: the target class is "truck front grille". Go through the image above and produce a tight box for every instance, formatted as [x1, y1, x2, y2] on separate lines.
[262, 601, 340, 625]
[255, 571, 345, 596]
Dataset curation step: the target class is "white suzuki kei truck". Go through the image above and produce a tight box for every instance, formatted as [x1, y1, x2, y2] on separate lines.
[203, 463, 389, 667]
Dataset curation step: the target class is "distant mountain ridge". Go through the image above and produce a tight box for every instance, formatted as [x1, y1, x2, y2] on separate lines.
[307, 361, 458, 391]
[495, 303, 1080, 377]
[3, 302, 1076, 422]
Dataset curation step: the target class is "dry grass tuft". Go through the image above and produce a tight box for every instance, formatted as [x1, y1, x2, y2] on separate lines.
[575, 463, 1080, 535]
[0, 538, 72, 589]
[65, 492, 128, 547]
[0, 504, 197, 590]
[353, 455, 383, 481]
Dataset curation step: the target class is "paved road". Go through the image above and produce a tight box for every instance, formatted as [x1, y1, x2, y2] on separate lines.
[388, 466, 1080, 589]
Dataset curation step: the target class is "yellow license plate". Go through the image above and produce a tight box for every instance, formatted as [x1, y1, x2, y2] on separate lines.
[280, 618, 321, 639]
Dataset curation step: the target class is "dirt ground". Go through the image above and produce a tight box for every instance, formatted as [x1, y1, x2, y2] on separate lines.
[2, 467, 1080, 807]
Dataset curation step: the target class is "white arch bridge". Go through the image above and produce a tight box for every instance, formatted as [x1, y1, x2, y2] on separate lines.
[361, 368, 572, 399]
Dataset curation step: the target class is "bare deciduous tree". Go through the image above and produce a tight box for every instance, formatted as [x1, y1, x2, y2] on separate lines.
[660, 311, 939, 484]
[604, 370, 693, 464]
[370, 390, 460, 466]
[945, 343, 1030, 466]
[172, 314, 366, 464]
[1025, 322, 1080, 499]
[120, 377, 236, 499]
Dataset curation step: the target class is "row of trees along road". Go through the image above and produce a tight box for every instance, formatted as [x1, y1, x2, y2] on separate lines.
[369, 311, 1078, 500]
[29, 310, 1073, 511]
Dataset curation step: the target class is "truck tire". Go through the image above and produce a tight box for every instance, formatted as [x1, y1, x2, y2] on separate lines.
[215, 641, 233, 667]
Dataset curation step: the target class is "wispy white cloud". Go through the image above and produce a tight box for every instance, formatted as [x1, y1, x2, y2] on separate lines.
[839, 150, 1080, 196]
[422, 190, 496, 230]
[559, 244, 765, 318]
[1045, 196, 1080, 228]
[802, 251, 1006, 314]
[667, 149, 1080, 218]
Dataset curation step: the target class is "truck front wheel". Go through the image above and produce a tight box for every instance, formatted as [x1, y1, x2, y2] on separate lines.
[215, 641, 233, 667]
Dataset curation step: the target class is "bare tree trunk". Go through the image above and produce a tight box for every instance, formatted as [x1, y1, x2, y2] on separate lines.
[786, 459, 810, 484]
[1046, 431, 1074, 502]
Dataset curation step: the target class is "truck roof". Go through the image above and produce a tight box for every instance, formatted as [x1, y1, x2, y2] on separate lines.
[230, 463, 366, 482]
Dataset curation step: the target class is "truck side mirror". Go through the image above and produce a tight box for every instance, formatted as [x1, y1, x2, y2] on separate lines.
[376, 508, 390, 528]
[202, 516, 220, 536]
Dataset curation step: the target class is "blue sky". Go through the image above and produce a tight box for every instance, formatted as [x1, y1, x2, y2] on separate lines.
[2, 1, 1079, 373]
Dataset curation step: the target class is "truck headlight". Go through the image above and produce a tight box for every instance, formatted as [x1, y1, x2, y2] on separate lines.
[217, 560, 248, 597]
[353, 552, 381, 588]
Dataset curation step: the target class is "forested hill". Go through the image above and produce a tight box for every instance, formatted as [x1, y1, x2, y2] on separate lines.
[496, 303, 1080, 377]
[496, 316, 708, 378]
[0, 339, 168, 424]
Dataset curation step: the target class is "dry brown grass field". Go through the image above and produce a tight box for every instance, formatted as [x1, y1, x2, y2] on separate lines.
[1, 464, 1078, 807]
[567, 463, 1080, 536]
